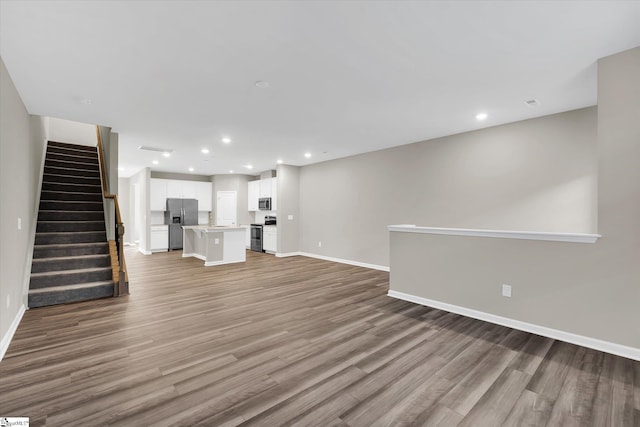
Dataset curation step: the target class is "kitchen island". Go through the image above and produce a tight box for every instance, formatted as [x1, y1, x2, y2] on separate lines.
[182, 225, 246, 266]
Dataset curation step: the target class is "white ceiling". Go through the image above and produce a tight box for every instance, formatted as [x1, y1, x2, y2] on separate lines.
[2, 1, 640, 178]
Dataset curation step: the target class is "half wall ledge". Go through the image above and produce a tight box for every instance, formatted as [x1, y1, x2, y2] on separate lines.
[387, 225, 601, 244]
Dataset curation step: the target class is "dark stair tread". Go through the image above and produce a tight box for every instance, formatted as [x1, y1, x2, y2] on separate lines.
[39, 200, 103, 204]
[37, 221, 105, 225]
[36, 230, 106, 234]
[32, 254, 110, 263]
[30, 266, 112, 279]
[43, 172, 101, 180]
[41, 190, 103, 196]
[34, 242, 109, 249]
[29, 281, 113, 295]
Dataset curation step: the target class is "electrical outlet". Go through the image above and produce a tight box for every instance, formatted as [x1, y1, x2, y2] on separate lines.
[288, 215, 294, 220]
[214, 238, 219, 245]
[318, 241, 322, 247]
[502, 284, 512, 298]
[17, 217, 21, 230]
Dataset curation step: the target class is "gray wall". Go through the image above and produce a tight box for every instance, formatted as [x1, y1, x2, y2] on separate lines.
[0, 57, 47, 349]
[276, 165, 300, 254]
[212, 174, 253, 226]
[128, 168, 150, 253]
[389, 47, 640, 349]
[299, 107, 598, 267]
[118, 177, 132, 244]
[150, 171, 211, 182]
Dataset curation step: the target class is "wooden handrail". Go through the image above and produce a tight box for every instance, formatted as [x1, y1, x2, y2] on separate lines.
[96, 126, 129, 296]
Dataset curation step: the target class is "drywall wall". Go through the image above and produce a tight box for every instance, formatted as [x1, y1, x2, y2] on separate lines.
[48, 117, 96, 146]
[128, 167, 150, 254]
[276, 164, 300, 254]
[299, 107, 597, 267]
[118, 177, 132, 244]
[389, 47, 640, 351]
[150, 171, 210, 182]
[212, 174, 252, 226]
[0, 57, 47, 358]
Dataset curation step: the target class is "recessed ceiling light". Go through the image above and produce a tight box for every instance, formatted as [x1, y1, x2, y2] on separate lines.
[476, 113, 488, 121]
[304, 152, 311, 158]
[229, 170, 234, 174]
[222, 137, 231, 144]
[118, 167, 125, 171]
[162, 152, 170, 158]
[152, 160, 159, 165]
[188, 167, 194, 172]
[255, 80, 270, 89]
[524, 99, 540, 107]
[80, 98, 92, 105]
[201, 148, 209, 154]
[245, 164, 253, 170]
[277, 159, 283, 164]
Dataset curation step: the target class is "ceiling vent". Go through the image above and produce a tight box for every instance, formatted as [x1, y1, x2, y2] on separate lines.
[138, 145, 173, 154]
[524, 99, 540, 107]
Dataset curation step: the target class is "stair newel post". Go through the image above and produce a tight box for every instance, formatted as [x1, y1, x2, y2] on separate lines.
[118, 221, 126, 295]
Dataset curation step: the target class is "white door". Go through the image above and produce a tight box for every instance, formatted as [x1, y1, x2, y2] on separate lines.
[216, 191, 237, 226]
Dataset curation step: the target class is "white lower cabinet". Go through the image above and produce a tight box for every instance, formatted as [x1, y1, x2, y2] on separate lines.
[150, 225, 168, 252]
[263, 226, 277, 253]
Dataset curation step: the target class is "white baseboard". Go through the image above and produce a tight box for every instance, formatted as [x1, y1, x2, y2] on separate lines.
[0, 304, 26, 362]
[182, 253, 206, 261]
[298, 252, 390, 272]
[275, 252, 302, 258]
[388, 290, 640, 361]
[139, 248, 152, 255]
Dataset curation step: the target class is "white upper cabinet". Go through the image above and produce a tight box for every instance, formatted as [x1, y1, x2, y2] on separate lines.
[248, 180, 259, 211]
[248, 177, 277, 211]
[151, 179, 212, 211]
[150, 179, 168, 211]
[259, 178, 272, 198]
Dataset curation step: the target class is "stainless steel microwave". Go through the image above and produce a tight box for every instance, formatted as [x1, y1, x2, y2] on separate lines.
[258, 197, 272, 210]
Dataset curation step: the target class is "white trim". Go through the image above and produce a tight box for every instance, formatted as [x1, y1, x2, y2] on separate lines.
[0, 304, 26, 362]
[388, 224, 601, 243]
[298, 252, 390, 272]
[139, 248, 152, 255]
[387, 290, 640, 361]
[275, 252, 302, 258]
[204, 259, 244, 267]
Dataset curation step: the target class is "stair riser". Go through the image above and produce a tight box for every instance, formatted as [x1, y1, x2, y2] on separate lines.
[35, 232, 106, 245]
[33, 244, 109, 258]
[38, 211, 105, 221]
[37, 222, 106, 232]
[30, 268, 112, 289]
[41, 182, 102, 194]
[48, 141, 98, 151]
[29, 283, 114, 308]
[31, 256, 111, 273]
[46, 151, 98, 163]
[40, 191, 103, 202]
[45, 159, 99, 171]
[44, 166, 100, 178]
[47, 146, 98, 157]
[43, 174, 101, 186]
[39, 201, 103, 211]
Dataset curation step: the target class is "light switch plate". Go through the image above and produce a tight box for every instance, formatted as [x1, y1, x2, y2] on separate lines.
[288, 215, 294, 220]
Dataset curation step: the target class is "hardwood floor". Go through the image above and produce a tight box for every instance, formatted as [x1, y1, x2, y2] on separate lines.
[1, 248, 638, 426]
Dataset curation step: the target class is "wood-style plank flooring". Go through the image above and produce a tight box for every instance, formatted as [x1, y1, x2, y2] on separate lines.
[1, 248, 638, 426]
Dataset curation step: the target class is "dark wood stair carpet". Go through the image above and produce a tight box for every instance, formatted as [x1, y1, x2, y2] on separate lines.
[29, 141, 114, 308]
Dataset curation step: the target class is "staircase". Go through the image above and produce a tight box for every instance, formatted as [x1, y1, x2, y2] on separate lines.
[29, 141, 114, 308]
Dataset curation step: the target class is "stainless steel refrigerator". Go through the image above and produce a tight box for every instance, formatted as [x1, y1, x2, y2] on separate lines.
[165, 198, 198, 250]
